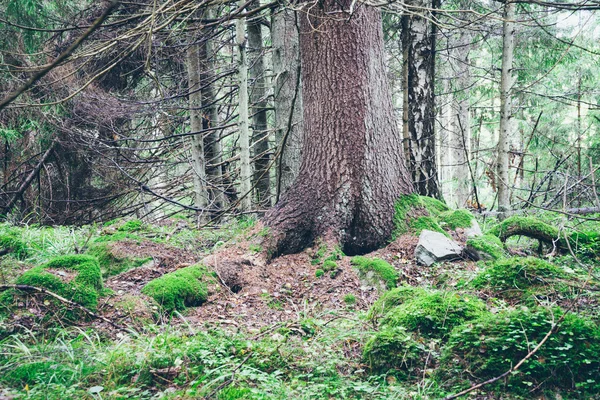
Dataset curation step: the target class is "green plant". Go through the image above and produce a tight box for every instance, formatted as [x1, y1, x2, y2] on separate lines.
[0, 232, 28, 259]
[350, 256, 398, 289]
[315, 269, 324, 278]
[141, 265, 213, 312]
[117, 219, 143, 232]
[367, 285, 428, 321]
[343, 293, 356, 305]
[442, 307, 600, 394]
[323, 260, 337, 271]
[409, 216, 446, 236]
[249, 244, 262, 253]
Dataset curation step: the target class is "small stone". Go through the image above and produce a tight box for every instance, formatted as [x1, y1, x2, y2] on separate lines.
[415, 230, 463, 266]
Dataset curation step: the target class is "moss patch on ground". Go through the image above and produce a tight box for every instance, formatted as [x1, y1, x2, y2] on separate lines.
[471, 256, 567, 293]
[442, 307, 600, 394]
[141, 265, 214, 312]
[466, 234, 505, 260]
[350, 256, 398, 289]
[86, 243, 151, 277]
[367, 285, 427, 321]
[12, 255, 103, 310]
[0, 231, 28, 259]
[379, 289, 488, 339]
[439, 209, 475, 230]
[363, 326, 426, 375]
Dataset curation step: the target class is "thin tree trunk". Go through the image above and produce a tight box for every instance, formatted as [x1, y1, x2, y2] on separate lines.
[248, 2, 271, 210]
[265, 0, 414, 257]
[272, 7, 303, 200]
[496, 0, 515, 212]
[236, 2, 252, 212]
[401, 0, 441, 199]
[187, 38, 210, 223]
[200, 8, 225, 217]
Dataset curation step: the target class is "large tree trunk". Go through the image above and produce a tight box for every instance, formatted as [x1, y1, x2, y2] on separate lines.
[496, 0, 515, 212]
[401, 0, 441, 199]
[272, 7, 303, 200]
[264, 0, 414, 257]
[248, 3, 271, 209]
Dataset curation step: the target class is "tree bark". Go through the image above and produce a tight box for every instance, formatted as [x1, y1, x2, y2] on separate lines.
[248, 2, 271, 209]
[187, 38, 210, 223]
[236, 2, 253, 212]
[401, 0, 441, 199]
[264, 0, 414, 257]
[272, 7, 303, 200]
[497, 0, 515, 212]
[200, 8, 226, 217]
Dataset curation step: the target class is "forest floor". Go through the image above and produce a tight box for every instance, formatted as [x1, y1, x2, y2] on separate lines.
[0, 211, 600, 399]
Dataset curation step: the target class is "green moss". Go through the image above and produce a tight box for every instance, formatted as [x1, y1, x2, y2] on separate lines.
[0, 232, 27, 259]
[141, 265, 212, 312]
[381, 290, 487, 338]
[343, 293, 356, 305]
[117, 219, 143, 232]
[315, 269, 324, 278]
[409, 216, 446, 236]
[367, 285, 428, 321]
[93, 232, 143, 243]
[248, 244, 262, 253]
[322, 260, 337, 272]
[471, 256, 566, 292]
[363, 326, 425, 374]
[439, 209, 474, 230]
[350, 256, 398, 289]
[418, 195, 449, 216]
[392, 194, 423, 238]
[86, 243, 150, 277]
[489, 216, 559, 242]
[15, 255, 103, 310]
[466, 234, 505, 260]
[442, 307, 600, 393]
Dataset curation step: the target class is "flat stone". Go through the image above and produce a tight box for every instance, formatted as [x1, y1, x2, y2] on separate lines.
[415, 230, 463, 266]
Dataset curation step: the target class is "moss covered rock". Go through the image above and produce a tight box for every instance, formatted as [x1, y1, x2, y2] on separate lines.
[439, 209, 475, 230]
[442, 307, 600, 393]
[393, 195, 449, 239]
[14, 255, 103, 310]
[471, 256, 566, 292]
[363, 326, 426, 374]
[380, 289, 487, 338]
[0, 232, 28, 259]
[466, 234, 505, 260]
[350, 256, 398, 289]
[141, 265, 213, 312]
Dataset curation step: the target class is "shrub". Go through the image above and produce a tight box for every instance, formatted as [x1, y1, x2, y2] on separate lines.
[380, 289, 487, 338]
[442, 307, 600, 393]
[466, 234, 505, 260]
[350, 256, 398, 289]
[141, 265, 213, 312]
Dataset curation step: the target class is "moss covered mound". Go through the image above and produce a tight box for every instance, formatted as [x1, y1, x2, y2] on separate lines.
[363, 326, 425, 374]
[350, 256, 398, 289]
[380, 289, 487, 338]
[439, 209, 475, 230]
[489, 216, 560, 243]
[466, 234, 505, 260]
[367, 285, 427, 321]
[141, 265, 213, 312]
[393, 195, 449, 239]
[0, 232, 28, 259]
[442, 307, 600, 393]
[86, 243, 150, 277]
[14, 255, 103, 310]
[471, 256, 566, 292]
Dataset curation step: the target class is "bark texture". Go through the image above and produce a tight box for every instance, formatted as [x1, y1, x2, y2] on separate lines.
[272, 7, 303, 199]
[248, 4, 271, 209]
[497, 0, 515, 212]
[401, 0, 441, 199]
[264, 0, 414, 257]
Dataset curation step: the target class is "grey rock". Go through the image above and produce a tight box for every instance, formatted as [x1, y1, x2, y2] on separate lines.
[415, 230, 463, 266]
[464, 219, 483, 237]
